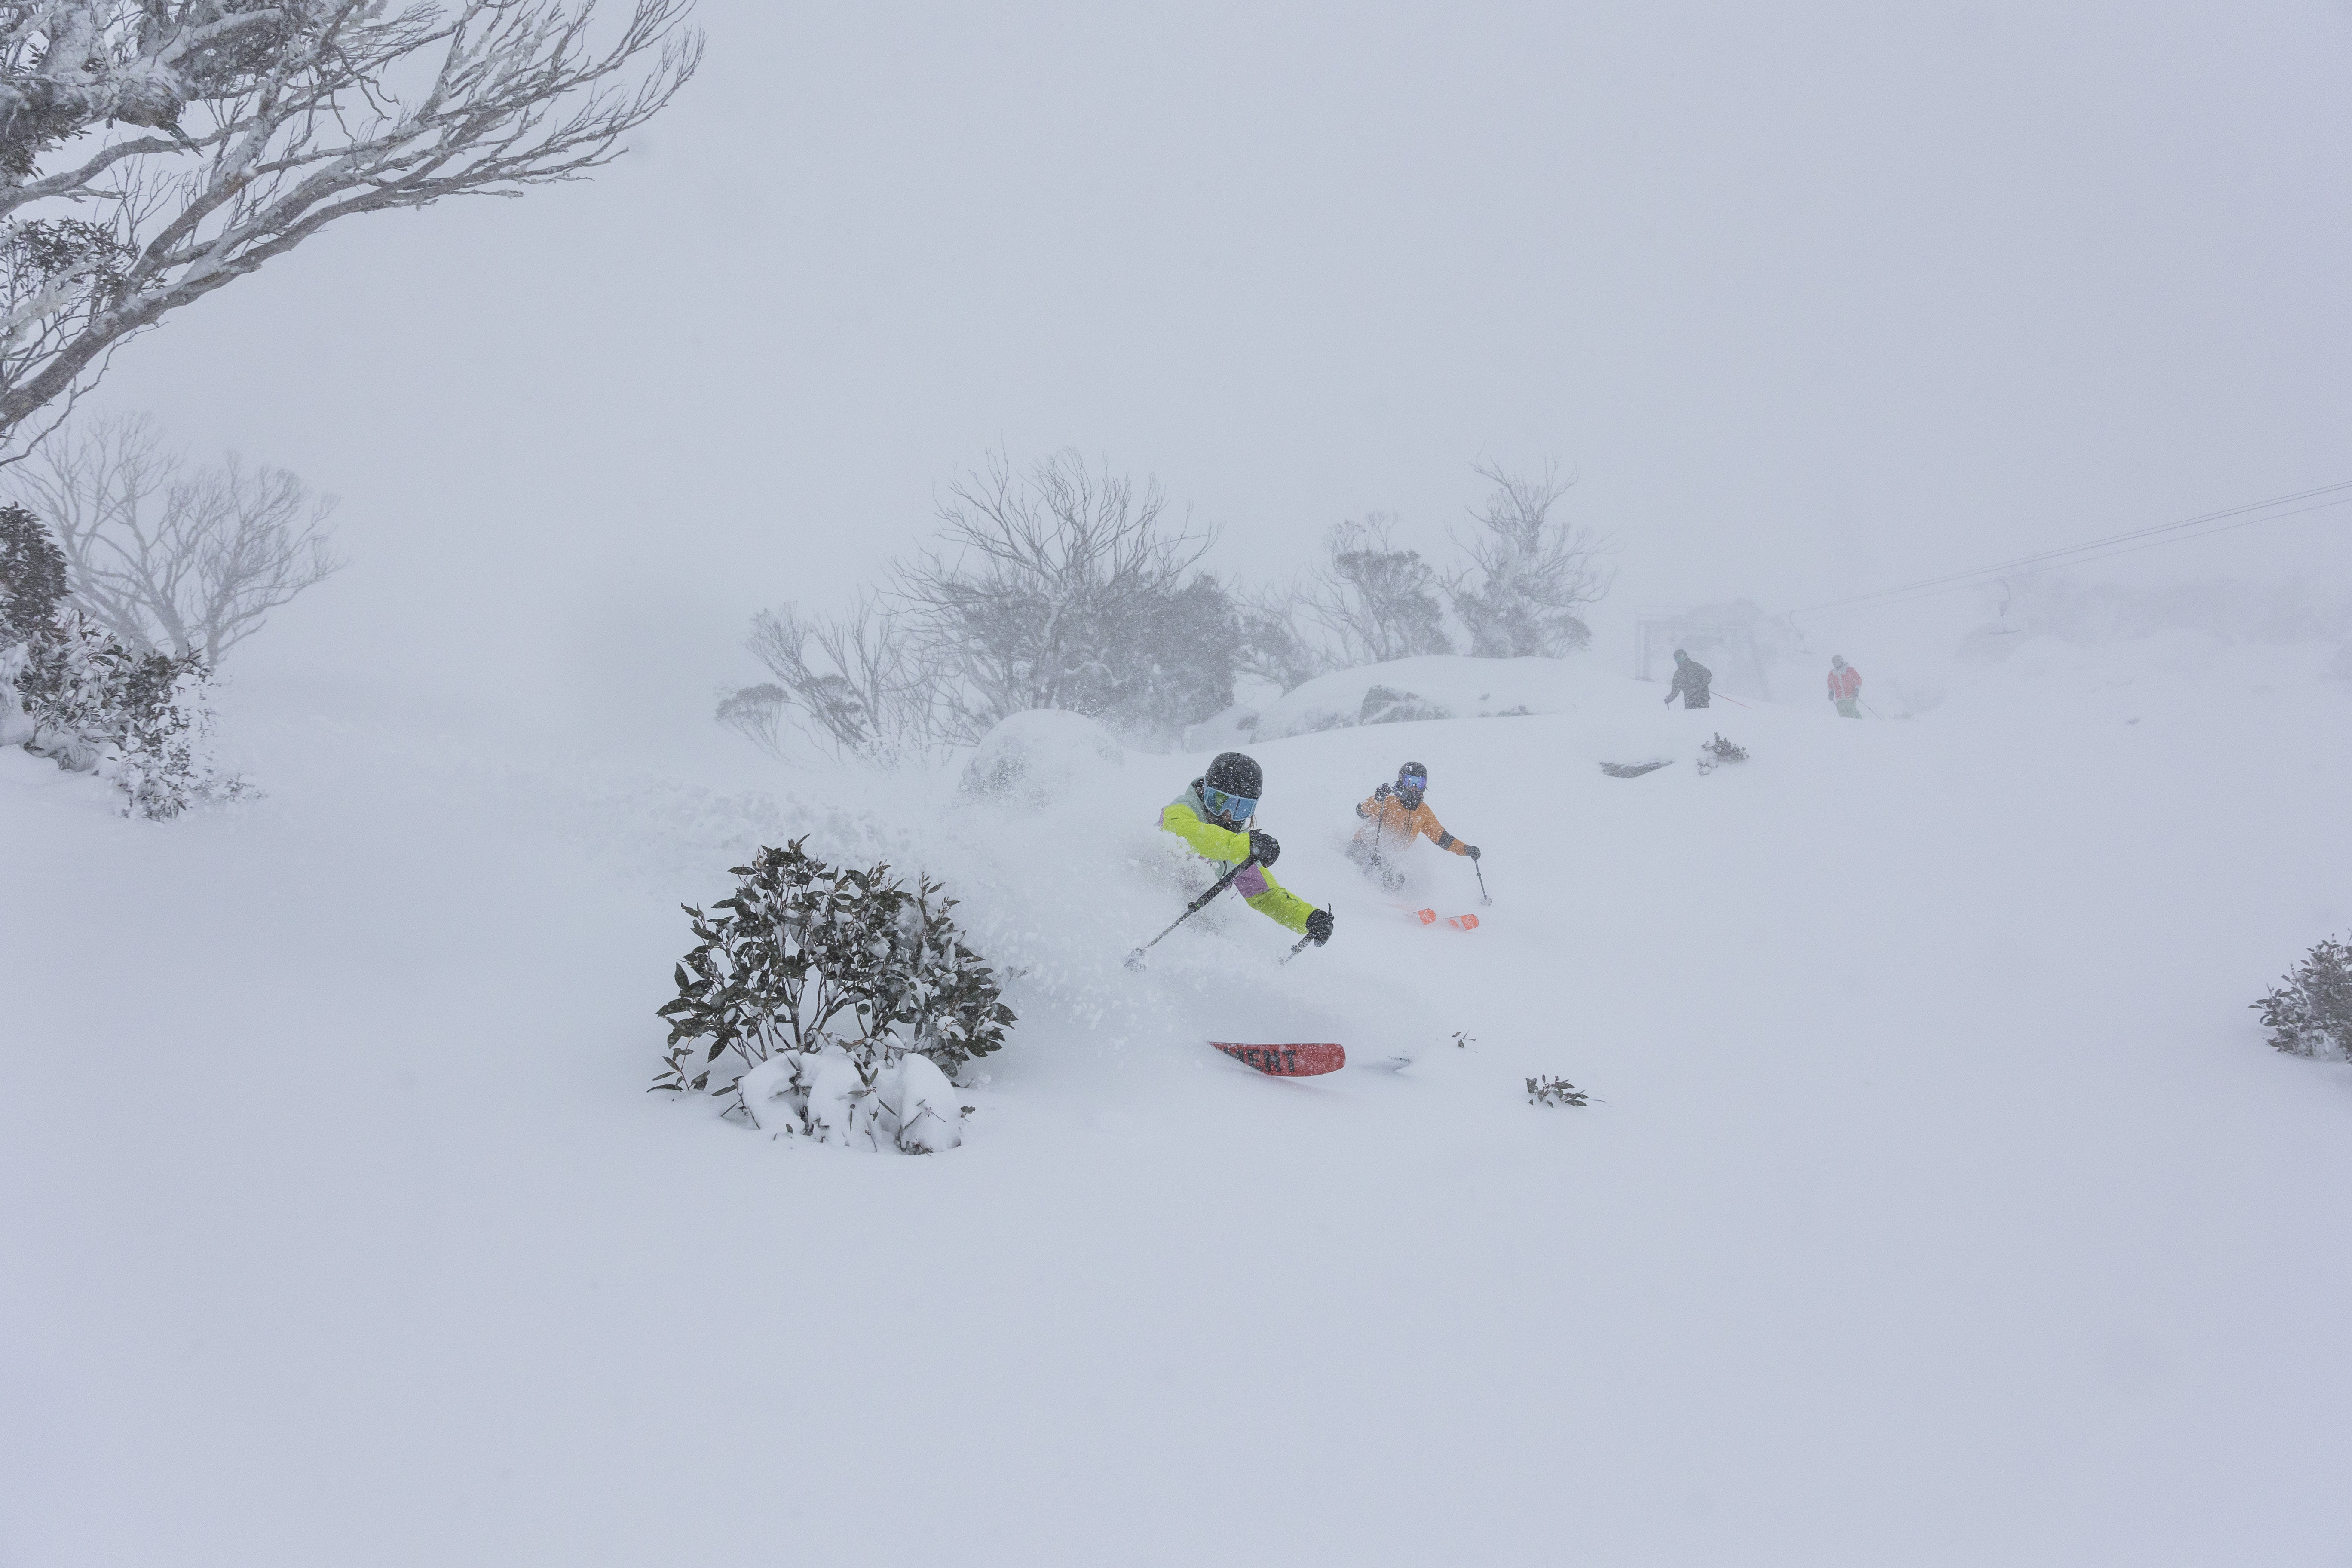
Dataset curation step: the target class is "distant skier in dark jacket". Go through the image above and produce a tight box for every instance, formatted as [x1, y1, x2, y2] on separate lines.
[1348, 760, 1479, 892]
[1664, 649, 1712, 709]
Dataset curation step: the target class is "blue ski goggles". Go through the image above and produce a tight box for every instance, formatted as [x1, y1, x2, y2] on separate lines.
[1202, 786, 1258, 822]
[1399, 772, 1427, 792]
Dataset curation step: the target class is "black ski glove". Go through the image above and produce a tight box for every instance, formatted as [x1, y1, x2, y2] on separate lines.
[1305, 907, 1334, 945]
[1248, 829, 1281, 868]
[1465, 844, 1481, 861]
[1372, 781, 1392, 802]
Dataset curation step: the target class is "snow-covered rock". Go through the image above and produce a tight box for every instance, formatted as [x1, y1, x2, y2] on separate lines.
[958, 708, 1128, 808]
[1245, 655, 1583, 741]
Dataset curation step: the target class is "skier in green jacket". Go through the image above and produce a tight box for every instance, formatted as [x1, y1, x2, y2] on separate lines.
[1159, 751, 1335, 947]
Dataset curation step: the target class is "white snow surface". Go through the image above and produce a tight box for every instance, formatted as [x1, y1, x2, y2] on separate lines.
[6, 642, 2352, 1566]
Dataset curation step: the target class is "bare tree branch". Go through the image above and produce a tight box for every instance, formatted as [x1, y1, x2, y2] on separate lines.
[1446, 460, 1614, 658]
[892, 449, 1219, 739]
[0, 0, 702, 448]
[1293, 512, 1452, 667]
[723, 596, 949, 766]
[5, 409, 342, 658]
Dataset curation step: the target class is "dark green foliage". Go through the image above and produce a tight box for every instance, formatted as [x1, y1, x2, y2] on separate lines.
[15, 608, 221, 816]
[2252, 937, 2352, 1061]
[1526, 1075, 1589, 1108]
[655, 838, 1014, 1099]
[0, 504, 68, 644]
[3, 219, 136, 306]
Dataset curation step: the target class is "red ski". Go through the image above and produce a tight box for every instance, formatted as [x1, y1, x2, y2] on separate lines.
[1210, 1041, 1347, 1077]
[1401, 906, 1480, 931]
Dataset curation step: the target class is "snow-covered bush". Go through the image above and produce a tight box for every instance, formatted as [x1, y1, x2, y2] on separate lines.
[2251, 937, 2352, 1061]
[1526, 1075, 1589, 1108]
[1695, 732, 1748, 775]
[2, 505, 231, 816]
[654, 839, 1013, 1151]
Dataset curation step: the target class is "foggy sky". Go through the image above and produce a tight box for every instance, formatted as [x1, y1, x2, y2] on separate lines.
[71, 0, 2352, 747]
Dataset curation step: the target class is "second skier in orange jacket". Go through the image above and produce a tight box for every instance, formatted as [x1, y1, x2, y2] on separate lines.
[1348, 760, 1479, 891]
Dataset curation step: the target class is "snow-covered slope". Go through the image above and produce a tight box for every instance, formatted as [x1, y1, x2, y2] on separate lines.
[4, 648, 2350, 1567]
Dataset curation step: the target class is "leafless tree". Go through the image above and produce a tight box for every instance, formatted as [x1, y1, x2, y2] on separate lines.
[0, 0, 701, 453]
[1292, 512, 1452, 667]
[5, 410, 339, 658]
[1230, 582, 1328, 692]
[720, 595, 946, 765]
[892, 449, 1225, 739]
[1446, 461, 1613, 658]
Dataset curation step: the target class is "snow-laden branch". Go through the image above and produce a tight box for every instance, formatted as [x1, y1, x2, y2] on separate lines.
[0, 0, 700, 445]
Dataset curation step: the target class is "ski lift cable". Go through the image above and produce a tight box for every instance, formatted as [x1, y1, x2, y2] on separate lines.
[1790, 495, 2352, 623]
[1784, 479, 2352, 622]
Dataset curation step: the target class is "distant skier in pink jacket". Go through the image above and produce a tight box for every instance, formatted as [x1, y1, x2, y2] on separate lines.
[1827, 655, 1862, 719]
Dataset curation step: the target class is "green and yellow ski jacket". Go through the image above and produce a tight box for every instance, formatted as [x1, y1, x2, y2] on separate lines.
[1159, 786, 1316, 934]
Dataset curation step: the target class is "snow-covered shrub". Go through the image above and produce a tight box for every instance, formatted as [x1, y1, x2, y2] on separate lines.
[1695, 732, 1749, 775]
[1357, 683, 1451, 726]
[1526, 1075, 1589, 1107]
[15, 609, 226, 816]
[2251, 937, 2352, 1061]
[3, 506, 233, 816]
[654, 839, 1012, 1150]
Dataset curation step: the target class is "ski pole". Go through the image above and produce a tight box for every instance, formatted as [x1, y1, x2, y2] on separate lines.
[1125, 855, 1259, 970]
[1473, 858, 1492, 906]
[1862, 699, 1887, 719]
[1709, 690, 1754, 709]
[1278, 904, 1332, 966]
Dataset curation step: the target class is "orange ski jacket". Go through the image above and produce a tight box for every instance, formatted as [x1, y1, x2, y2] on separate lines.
[1352, 787, 1472, 858]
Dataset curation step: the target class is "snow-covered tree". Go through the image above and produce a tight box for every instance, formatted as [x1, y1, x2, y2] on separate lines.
[895, 450, 1232, 741]
[0, 0, 701, 451]
[5, 411, 340, 658]
[1446, 461, 1612, 658]
[726, 451, 1240, 762]
[721, 594, 945, 766]
[1296, 513, 1452, 666]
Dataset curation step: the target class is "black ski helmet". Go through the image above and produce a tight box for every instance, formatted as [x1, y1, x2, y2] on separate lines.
[1200, 751, 1262, 825]
[1395, 760, 1428, 810]
[1205, 751, 1262, 798]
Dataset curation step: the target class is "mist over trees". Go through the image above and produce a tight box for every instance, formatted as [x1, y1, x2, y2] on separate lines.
[5, 411, 341, 660]
[724, 451, 1242, 763]
[1447, 462, 1613, 658]
[0, 0, 702, 452]
[724, 453, 1617, 764]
